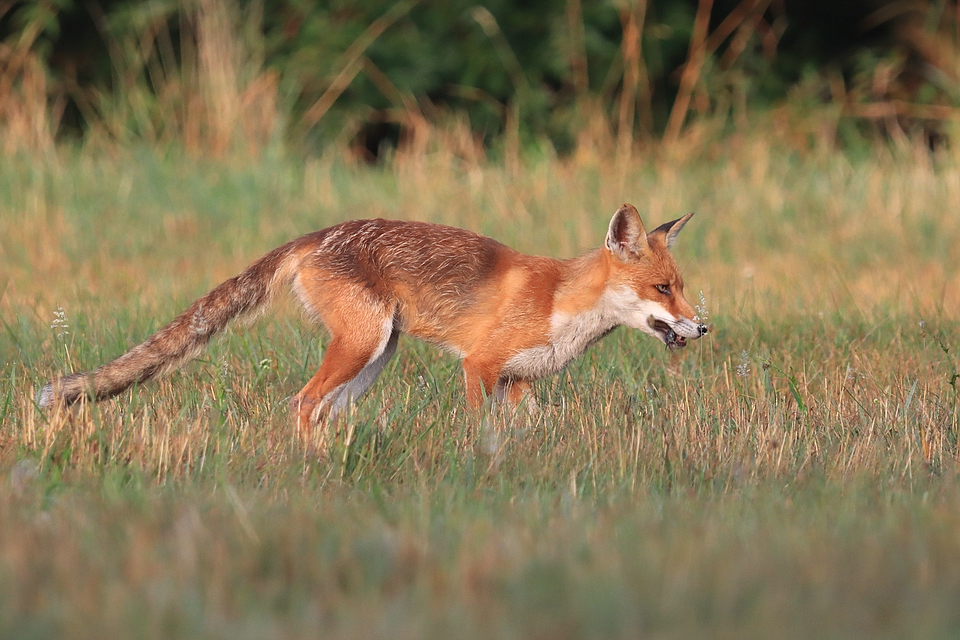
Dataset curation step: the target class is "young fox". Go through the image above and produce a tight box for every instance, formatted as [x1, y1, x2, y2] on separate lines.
[38, 204, 707, 428]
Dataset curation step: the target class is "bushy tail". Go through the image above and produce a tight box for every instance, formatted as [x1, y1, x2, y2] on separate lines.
[37, 240, 305, 409]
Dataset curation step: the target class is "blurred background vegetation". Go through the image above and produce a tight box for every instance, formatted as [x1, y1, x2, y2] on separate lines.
[1, 0, 958, 159]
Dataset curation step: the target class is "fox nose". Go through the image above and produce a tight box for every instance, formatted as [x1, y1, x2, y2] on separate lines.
[697, 324, 708, 336]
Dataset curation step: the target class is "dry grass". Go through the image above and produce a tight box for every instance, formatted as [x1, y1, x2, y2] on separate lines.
[0, 137, 959, 636]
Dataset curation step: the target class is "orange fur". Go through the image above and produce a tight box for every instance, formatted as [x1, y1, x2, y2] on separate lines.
[39, 204, 707, 440]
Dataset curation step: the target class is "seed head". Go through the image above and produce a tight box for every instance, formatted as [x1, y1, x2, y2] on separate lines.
[695, 290, 709, 323]
[736, 350, 750, 378]
[51, 306, 69, 338]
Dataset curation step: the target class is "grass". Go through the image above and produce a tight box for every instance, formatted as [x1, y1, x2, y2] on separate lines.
[2, 138, 960, 638]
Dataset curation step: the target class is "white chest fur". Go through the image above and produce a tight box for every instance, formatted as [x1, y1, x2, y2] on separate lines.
[501, 295, 620, 380]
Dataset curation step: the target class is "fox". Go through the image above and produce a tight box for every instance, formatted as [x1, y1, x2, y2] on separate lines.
[38, 203, 707, 432]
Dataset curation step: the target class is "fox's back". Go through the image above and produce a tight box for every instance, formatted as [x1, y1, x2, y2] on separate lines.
[299, 219, 553, 347]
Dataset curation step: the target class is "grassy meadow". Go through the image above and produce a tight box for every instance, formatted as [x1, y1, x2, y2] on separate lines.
[2, 137, 960, 638]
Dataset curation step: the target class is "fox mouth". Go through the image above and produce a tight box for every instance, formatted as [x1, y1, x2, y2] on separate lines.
[649, 318, 687, 350]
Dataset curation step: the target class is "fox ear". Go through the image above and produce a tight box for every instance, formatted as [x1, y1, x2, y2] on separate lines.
[650, 212, 695, 249]
[605, 204, 649, 260]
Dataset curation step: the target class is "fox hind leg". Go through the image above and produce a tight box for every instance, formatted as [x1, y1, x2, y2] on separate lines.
[293, 318, 396, 445]
[325, 329, 399, 419]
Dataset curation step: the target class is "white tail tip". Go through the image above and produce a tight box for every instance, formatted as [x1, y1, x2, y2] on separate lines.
[36, 383, 54, 409]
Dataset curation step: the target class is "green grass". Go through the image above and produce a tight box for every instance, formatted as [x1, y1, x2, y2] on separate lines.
[2, 142, 960, 638]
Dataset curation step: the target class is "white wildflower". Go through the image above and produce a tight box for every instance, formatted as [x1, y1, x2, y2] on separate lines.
[695, 290, 709, 323]
[51, 306, 69, 338]
[736, 350, 750, 378]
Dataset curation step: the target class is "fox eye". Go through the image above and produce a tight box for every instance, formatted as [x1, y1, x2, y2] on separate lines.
[655, 284, 671, 296]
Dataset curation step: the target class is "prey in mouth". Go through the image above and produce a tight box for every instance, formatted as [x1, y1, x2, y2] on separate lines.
[649, 318, 686, 349]
[647, 317, 705, 350]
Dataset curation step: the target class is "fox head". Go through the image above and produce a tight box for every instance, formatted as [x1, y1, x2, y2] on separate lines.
[603, 203, 707, 349]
